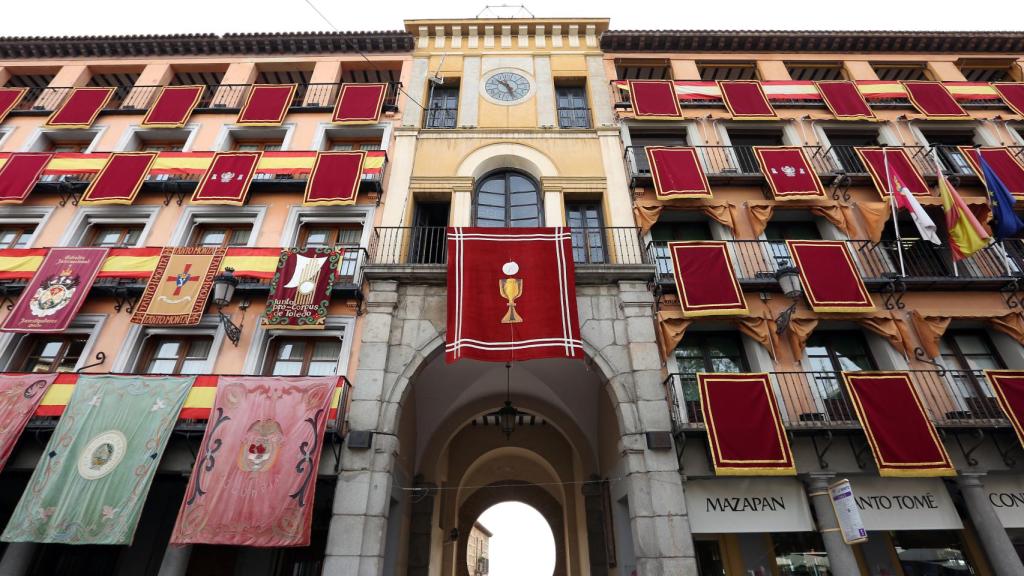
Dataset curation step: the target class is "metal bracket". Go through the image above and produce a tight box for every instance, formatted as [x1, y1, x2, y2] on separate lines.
[882, 276, 907, 310]
[849, 435, 872, 469]
[0, 284, 17, 311]
[648, 281, 665, 312]
[112, 286, 139, 314]
[992, 433, 1020, 468]
[775, 301, 799, 336]
[1000, 278, 1024, 310]
[914, 347, 947, 376]
[217, 310, 243, 347]
[811, 430, 835, 469]
[953, 428, 986, 467]
[674, 431, 687, 468]
[353, 290, 366, 316]
[829, 173, 851, 202]
[76, 351, 106, 372]
[56, 182, 81, 207]
[760, 182, 774, 200]
[163, 181, 187, 206]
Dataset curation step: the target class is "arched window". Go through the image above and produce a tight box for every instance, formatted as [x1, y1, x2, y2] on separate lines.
[474, 170, 542, 227]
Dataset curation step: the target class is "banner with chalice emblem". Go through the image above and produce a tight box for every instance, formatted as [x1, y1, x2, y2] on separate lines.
[2, 248, 107, 333]
[262, 248, 342, 330]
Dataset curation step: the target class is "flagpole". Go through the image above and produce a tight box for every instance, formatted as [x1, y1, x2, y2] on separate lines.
[931, 147, 959, 277]
[883, 145, 906, 277]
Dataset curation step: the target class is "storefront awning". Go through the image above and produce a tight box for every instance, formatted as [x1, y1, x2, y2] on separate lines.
[787, 240, 874, 313]
[80, 152, 158, 205]
[754, 146, 826, 200]
[685, 478, 814, 533]
[646, 146, 711, 200]
[847, 476, 962, 530]
[669, 241, 748, 317]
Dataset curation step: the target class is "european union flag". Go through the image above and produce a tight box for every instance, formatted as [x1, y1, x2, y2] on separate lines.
[981, 155, 1024, 241]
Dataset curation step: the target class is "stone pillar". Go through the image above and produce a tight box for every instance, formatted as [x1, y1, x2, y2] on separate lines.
[122, 63, 173, 110]
[0, 543, 36, 576]
[407, 479, 437, 576]
[324, 279, 400, 576]
[804, 474, 860, 576]
[156, 544, 193, 576]
[582, 478, 610, 576]
[211, 62, 257, 109]
[304, 61, 343, 107]
[756, 60, 792, 81]
[957, 473, 1024, 575]
[670, 61, 701, 81]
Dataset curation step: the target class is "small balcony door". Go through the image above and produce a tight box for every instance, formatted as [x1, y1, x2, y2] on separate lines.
[410, 202, 449, 264]
[566, 203, 606, 264]
[940, 331, 1005, 419]
[804, 331, 876, 423]
[674, 332, 748, 423]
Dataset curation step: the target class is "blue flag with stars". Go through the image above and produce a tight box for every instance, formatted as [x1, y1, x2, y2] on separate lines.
[981, 155, 1024, 241]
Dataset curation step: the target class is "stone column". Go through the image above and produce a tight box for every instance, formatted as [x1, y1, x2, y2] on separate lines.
[156, 544, 192, 576]
[804, 474, 860, 576]
[957, 473, 1024, 575]
[0, 543, 36, 576]
[582, 478, 610, 576]
[323, 279, 400, 576]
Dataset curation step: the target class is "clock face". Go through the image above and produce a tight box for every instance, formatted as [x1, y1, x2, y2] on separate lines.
[484, 71, 531, 103]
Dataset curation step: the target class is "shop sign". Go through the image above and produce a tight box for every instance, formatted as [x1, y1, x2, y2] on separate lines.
[685, 478, 814, 534]
[848, 477, 962, 531]
[984, 474, 1024, 528]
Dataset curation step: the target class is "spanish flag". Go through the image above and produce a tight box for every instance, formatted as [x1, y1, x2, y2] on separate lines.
[938, 173, 989, 261]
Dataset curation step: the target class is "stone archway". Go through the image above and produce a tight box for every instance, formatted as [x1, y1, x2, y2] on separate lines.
[456, 481, 565, 576]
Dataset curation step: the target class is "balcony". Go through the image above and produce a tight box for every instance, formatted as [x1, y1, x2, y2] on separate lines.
[8, 82, 403, 115]
[664, 370, 1006, 433]
[648, 238, 1024, 293]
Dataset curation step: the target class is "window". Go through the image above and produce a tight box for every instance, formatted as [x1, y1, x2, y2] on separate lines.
[299, 223, 363, 280]
[697, 62, 758, 81]
[425, 83, 459, 129]
[890, 530, 979, 576]
[139, 141, 184, 152]
[0, 224, 37, 248]
[675, 332, 748, 422]
[940, 331, 1004, 418]
[566, 202, 605, 264]
[726, 129, 784, 174]
[138, 336, 213, 374]
[872, 64, 930, 81]
[233, 140, 282, 152]
[615, 63, 671, 80]
[86, 224, 143, 248]
[410, 202, 450, 264]
[189, 224, 252, 248]
[4, 73, 55, 89]
[786, 63, 845, 81]
[266, 338, 342, 376]
[959, 61, 1015, 82]
[805, 331, 875, 422]
[772, 532, 830, 576]
[764, 220, 821, 269]
[822, 130, 879, 173]
[918, 130, 976, 176]
[327, 139, 381, 152]
[256, 68, 311, 85]
[651, 221, 713, 277]
[171, 69, 225, 87]
[555, 83, 590, 129]
[474, 171, 541, 228]
[628, 133, 688, 176]
[17, 335, 87, 372]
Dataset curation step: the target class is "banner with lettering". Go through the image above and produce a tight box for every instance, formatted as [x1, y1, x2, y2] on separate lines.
[2, 248, 107, 333]
[131, 247, 225, 326]
[261, 248, 342, 330]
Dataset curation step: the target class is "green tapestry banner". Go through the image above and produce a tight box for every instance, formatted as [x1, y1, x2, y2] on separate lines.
[2, 374, 193, 545]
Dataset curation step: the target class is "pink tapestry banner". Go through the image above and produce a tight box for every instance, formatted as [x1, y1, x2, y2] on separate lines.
[0, 374, 56, 472]
[2, 248, 108, 333]
[170, 376, 338, 546]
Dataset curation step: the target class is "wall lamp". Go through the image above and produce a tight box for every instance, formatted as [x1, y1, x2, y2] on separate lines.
[774, 261, 804, 335]
[211, 267, 248, 346]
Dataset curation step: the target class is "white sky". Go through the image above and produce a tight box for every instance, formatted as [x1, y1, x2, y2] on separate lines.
[476, 501, 556, 576]
[3, 0, 1021, 36]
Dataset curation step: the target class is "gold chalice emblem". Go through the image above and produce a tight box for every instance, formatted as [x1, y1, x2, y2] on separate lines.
[499, 261, 523, 324]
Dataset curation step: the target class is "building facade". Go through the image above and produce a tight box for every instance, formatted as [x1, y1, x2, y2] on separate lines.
[0, 17, 1019, 576]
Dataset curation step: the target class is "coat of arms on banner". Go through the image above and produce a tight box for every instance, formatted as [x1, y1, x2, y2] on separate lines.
[29, 267, 79, 317]
[2, 247, 107, 333]
[262, 247, 341, 330]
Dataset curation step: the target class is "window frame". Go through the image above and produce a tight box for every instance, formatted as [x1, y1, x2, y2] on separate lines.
[0, 206, 55, 249]
[424, 82, 460, 129]
[136, 334, 216, 375]
[168, 205, 266, 248]
[244, 316, 354, 376]
[263, 337, 345, 377]
[554, 81, 592, 129]
[60, 205, 159, 248]
[471, 169, 544, 228]
[0, 314, 106, 372]
[14, 334, 89, 373]
[114, 317, 224, 374]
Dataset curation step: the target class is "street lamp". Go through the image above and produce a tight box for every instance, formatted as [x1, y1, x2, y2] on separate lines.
[497, 362, 518, 440]
[211, 267, 245, 346]
[774, 261, 804, 335]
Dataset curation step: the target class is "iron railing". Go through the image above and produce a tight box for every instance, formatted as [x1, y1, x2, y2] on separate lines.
[648, 238, 1023, 285]
[9, 82, 403, 115]
[369, 226, 649, 266]
[557, 106, 592, 129]
[664, 369, 1006, 432]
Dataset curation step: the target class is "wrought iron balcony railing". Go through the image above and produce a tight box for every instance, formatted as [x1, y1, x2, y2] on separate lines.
[664, 370, 1006, 433]
[368, 226, 650, 266]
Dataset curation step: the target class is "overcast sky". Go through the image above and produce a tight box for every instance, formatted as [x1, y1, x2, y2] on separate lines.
[3, 0, 1020, 36]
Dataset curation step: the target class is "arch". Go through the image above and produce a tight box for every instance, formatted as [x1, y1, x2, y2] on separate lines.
[473, 169, 543, 227]
[455, 142, 559, 180]
[457, 481, 566, 576]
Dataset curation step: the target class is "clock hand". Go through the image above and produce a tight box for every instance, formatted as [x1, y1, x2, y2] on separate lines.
[499, 80, 515, 96]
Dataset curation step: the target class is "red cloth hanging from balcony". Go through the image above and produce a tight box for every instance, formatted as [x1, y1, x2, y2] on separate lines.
[446, 227, 582, 363]
[698, 373, 795, 476]
[787, 240, 874, 312]
[332, 83, 387, 124]
[303, 151, 365, 206]
[141, 85, 204, 128]
[80, 152, 157, 205]
[191, 152, 261, 205]
[45, 87, 114, 128]
[669, 241, 748, 317]
[0, 88, 27, 124]
[856, 147, 930, 197]
[985, 370, 1024, 449]
[627, 80, 682, 119]
[959, 147, 1024, 198]
[843, 371, 955, 477]
[0, 374, 56, 472]
[0, 153, 53, 204]
[1, 248, 108, 333]
[170, 375, 337, 547]
[645, 147, 711, 199]
[902, 81, 969, 118]
[718, 81, 776, 119]
[814, 81, 875, 120]
[131, 247, 226, 326]
[993, 83, 1024, 116]
[754, 147, 826, 200]
[236, 84, 296, 126]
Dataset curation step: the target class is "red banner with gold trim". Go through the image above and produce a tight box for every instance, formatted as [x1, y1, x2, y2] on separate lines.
[646, 147, 711, 200]
[787, 240, 873, 312]
[131, 247, 225, 326]
[754, 147, 826, 200]
[985, 370, 1024, 450]
[843, 371, 955, 477]
[814, 81, 875, 120]
[902, 81, 969, 118]
[261, 248, 342, 330]
[191, 152, 261, 205]
[669, 241, 747, 317]
[237, 84, 296, 126]
[45, 87, 114, 128]
[718, 80, 776, 119]
[959, 147, 1024, 198]
[0, 153, 52, 204]
[332, 83, 387, 125]
[856, 147, 931, 198]
[993, 83, 1024, 117]
[699, 373, 795, 476]
[628, 80, 682, 119]
[303, 151, 365, 206]
[0, 88, 27, 124]
[80, 152, 157, 205]
[142, 85, 203, 128]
